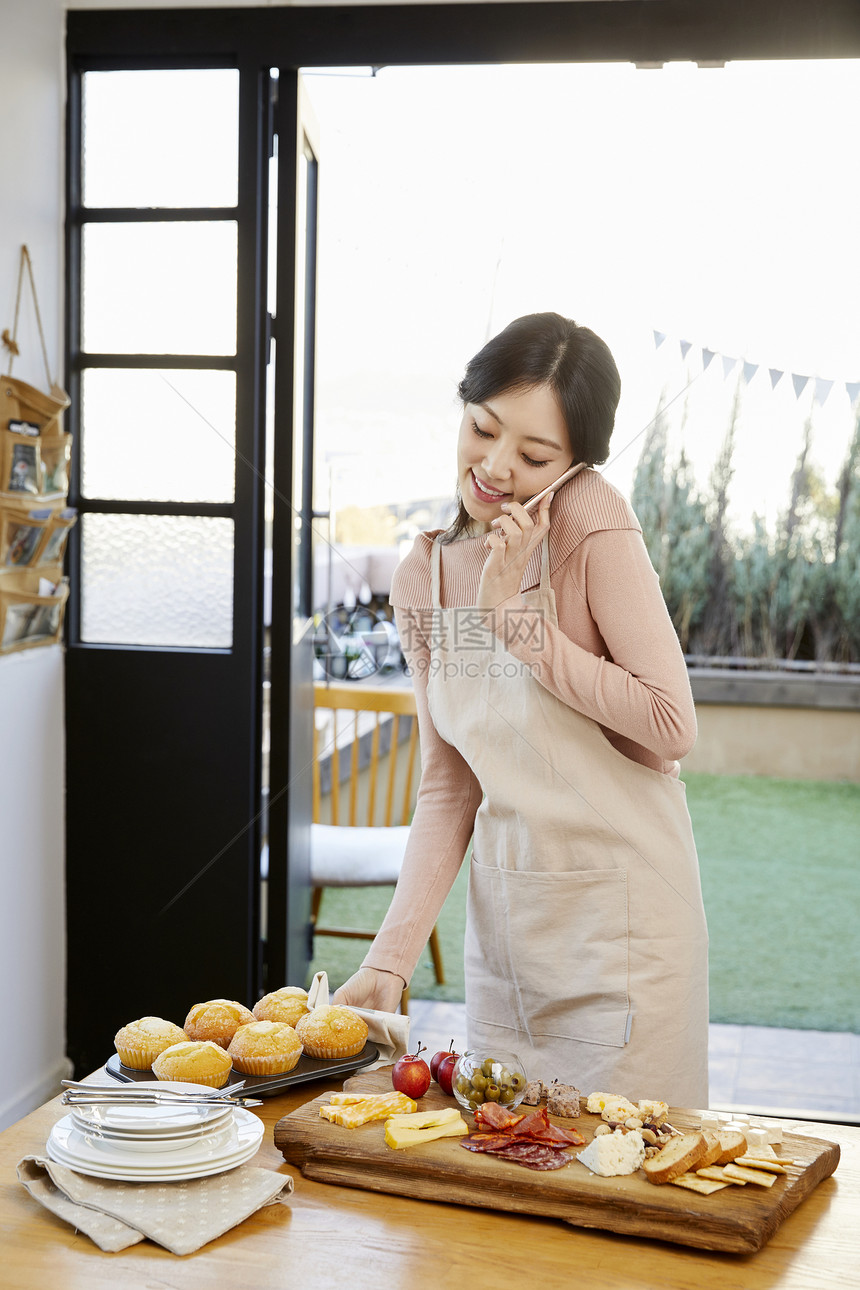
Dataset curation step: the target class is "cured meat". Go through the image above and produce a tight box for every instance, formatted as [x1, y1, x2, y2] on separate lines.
[483, 1142, 571, 1171]
[460, 1133, 517, 1152]
[472, 1103, 525, 1131]
[511, 1107, 585, 1146]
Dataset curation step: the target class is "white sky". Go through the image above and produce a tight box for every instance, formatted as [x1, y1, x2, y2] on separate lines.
[305, 59, 860, 532]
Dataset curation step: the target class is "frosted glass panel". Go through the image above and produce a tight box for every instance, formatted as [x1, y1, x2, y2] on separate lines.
[81, 514, 233, 647]
[82, 69, 239, 208]
[82, 222, 237, 355]
[81, 369, 236, 502]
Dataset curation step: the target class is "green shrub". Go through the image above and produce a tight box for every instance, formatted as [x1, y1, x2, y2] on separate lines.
[633, 402, 860, 664]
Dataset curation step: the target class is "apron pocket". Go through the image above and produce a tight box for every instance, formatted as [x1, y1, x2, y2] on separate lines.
[466, 858, 630, 1049]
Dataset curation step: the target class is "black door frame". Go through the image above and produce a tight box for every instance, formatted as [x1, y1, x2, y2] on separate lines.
[65, 3, 860, 1066]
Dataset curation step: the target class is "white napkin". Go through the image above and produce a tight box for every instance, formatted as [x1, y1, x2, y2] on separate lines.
[307, 970, 410, 1066]
[17, 1155, 292, 1255]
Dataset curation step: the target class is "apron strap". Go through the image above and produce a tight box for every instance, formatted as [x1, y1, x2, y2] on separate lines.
[431, 537, 442, 608]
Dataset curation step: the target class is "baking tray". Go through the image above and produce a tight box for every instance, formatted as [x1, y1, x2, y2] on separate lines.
[103, 1042, 380, 1098]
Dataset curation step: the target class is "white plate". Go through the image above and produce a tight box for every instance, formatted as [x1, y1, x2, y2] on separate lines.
[48, 1108, 263, 1175]
[45, 1133, 262, 1182]
[70, 1081, 234, 1133]
[69, 1117, 216, 1152]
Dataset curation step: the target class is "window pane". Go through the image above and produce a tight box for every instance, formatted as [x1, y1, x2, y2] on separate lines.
[82, 69, 239, 209]
[81, 514, 234, 647]
[81, 369, 236, 503]
[82, 222, 237, 355]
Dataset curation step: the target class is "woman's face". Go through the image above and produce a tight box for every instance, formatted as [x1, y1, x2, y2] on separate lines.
[456, 383, 574, 532]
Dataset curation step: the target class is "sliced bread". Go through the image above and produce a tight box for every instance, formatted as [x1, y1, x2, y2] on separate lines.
[714, 1128, 748, 1166]
[697, 1130, 723, 1170]
[642, 1131, 708, 1185]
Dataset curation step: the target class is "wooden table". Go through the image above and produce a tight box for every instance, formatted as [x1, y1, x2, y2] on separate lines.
[1, 1076, 857, 1289]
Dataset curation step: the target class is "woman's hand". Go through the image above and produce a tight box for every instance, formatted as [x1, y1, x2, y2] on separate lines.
[332, 965, 405, 1013]
[476, 492, 553, 612]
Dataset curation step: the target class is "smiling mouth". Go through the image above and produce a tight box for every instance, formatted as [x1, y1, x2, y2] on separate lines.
[470, 471, 510, 503]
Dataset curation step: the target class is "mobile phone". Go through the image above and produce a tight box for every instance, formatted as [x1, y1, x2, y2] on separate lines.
[490, 462, 585, 527]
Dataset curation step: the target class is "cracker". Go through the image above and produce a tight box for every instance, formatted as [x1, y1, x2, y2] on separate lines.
[735, 1156, 788, 1174]
[670, 1172, 731, 1194]
[695, 1165, 746, 1184]
[722, 1163, 778, 1187]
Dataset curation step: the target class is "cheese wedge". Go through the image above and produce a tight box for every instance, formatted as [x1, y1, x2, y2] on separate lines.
[320, 1091, 416, 1127]
[384, 1109, 468, 1150]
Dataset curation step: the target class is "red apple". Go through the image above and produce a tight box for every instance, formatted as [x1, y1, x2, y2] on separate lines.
[392, 1044, 431, 1099]
[436, 1052, 459, 1097]
[429, 1040, 458, 1083]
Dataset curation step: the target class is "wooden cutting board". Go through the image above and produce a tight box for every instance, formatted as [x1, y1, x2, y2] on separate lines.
[274, 1069, 840, 1254]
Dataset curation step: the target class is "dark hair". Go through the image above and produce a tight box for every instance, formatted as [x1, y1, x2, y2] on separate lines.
[443, 311, 621, 541]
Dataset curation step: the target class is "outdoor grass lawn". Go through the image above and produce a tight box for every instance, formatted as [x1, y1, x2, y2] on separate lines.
[309, 773, 860, 1033]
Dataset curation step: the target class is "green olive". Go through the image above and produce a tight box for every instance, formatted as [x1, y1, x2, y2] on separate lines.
[484, 1083, 501, 1102]
[499, 1087, 516, 1104]
[510, 1072, 526, 1091]
[470, 1070, 488, 1092]
[498, 1067, 512, 1085]
[468, 1099, 480, 1112]
[482, 1058, 496, 1078]
[455, 1075, 471, 1096]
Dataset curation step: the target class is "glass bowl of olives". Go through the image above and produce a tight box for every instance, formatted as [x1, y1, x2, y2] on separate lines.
[451, 1051, 528, 1114]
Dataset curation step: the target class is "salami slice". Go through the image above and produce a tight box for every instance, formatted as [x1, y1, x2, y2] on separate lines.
[486, 1143, 572, 1171]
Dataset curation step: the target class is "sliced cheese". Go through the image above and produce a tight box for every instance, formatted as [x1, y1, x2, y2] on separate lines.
[320, 1091, 416, 1127]
[384, 1115, 469, 1150]
[385, 1107, 462, 1130]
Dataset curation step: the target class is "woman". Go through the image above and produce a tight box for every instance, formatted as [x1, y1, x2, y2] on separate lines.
[335, 312, 709, 1106]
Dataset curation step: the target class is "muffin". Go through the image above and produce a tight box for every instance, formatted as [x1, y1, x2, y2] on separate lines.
[114, 1016, 188, 1070]
[152, 1040, 232, 1088]
[253, 987, 310, 1028]
[228, 1020, 303, 1076]
[184, 999, 255, 1048]
[295, 1005, 368, 1060]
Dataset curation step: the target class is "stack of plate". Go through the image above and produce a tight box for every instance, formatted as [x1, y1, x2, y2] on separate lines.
[46, 1081, 264, 1182]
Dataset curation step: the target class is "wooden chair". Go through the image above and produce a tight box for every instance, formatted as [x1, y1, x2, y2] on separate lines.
[311, 681, 445, 1012]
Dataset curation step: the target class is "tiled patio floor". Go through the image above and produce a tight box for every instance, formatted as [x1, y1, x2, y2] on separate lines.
[407, 999, 860, 1124]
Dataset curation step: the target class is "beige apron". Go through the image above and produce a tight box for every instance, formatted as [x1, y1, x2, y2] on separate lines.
[427, 536, 709, 1107]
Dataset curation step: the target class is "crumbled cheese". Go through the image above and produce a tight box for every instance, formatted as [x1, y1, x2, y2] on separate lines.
[577, 1128, 646, 1177]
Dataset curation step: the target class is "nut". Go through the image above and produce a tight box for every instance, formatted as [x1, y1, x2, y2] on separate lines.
[593, 1123, 611, 1136]
[641, 1128, 658, 1145]
[624, 1116, 644, 1129]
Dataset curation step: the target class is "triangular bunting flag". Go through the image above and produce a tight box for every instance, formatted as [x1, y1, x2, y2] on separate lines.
[653, 330, 666, 348]
[792, 374, 810, 399]
[769, 368, 784, 388]
[743, 361, 759, 384]
[702, 348, 715, 370]
[722, 355, 737, 379]
[846, 382, 860, 406]
[814, 378, 834, 407]
[680, 340, 692, 360]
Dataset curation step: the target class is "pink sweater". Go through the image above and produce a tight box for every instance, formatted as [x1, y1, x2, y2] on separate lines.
[363, 468, 696, 986]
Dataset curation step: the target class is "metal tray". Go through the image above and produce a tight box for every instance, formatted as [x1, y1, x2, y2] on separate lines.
[103, 1042, 380, 1098]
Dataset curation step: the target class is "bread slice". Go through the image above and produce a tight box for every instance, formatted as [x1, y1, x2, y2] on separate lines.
[697, 1130, 723, 1169]
[714, 1129, 747, 1166]
[642, 1132, 708, 1185]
